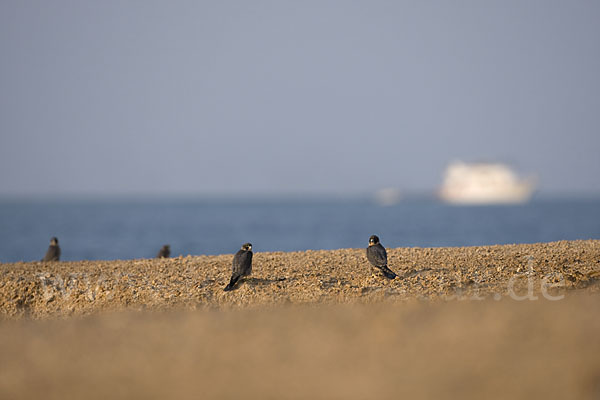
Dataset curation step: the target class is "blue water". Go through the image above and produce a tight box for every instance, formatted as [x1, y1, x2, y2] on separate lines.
[1, 197, 599, 263]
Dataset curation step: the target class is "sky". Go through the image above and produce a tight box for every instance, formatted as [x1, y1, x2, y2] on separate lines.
[1, 0, 599, 198]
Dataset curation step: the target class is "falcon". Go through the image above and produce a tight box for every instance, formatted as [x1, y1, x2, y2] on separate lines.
[224, 242, 253, 291]
[156, 244, 171, 258]
[42, 237, 61, 262]
[366, 235, 396, 279]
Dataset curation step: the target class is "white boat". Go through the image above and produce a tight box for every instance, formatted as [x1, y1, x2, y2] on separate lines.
[438, 161, 536, 205]
[373, 187, 403, 206]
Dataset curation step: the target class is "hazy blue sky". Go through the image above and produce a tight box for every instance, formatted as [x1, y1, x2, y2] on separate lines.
[1, 1, 599, 197]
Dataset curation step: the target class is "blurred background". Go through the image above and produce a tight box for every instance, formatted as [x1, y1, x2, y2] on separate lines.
[1, 1, 599, 261]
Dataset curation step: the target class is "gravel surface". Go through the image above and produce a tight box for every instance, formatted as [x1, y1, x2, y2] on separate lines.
[1, 240, 600, 399]
[1, 240, 599, 318]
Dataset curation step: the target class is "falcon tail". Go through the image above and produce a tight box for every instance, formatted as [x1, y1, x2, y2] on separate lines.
[379, 265, 397, 279]
[223, 275, 241, 291]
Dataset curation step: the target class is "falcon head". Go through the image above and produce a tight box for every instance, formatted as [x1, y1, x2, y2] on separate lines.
[50, 237, 59, 246]
[241, 243, 252, 251]
[368, 235, 380, 246]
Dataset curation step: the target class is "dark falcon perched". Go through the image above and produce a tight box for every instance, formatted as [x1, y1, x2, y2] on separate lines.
[224, 243, 253, 291]
[366, 235, 396, 279]
[42, 237, 61, 262]
[156, 245, 171, 258]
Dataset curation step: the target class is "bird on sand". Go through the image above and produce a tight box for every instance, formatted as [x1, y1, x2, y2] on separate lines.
[366, 235, 396, 279]
[42, 237, 61, 262]
[156, 244, 171, 258]
[224, 243, 253, 291]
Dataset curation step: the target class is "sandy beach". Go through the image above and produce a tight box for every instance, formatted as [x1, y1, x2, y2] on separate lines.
[1, 240, 600, 398]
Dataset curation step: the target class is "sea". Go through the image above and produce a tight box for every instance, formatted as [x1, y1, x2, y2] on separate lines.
[1, 197, 599, 263]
